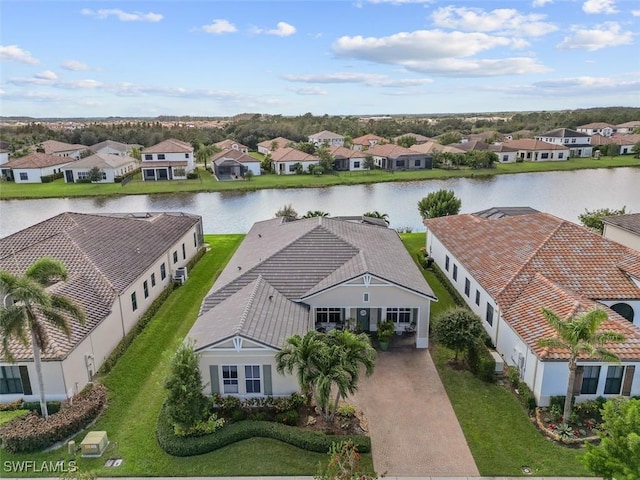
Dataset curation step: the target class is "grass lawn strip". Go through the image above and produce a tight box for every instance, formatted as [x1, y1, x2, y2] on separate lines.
[0, 156, 637, 199]
[401, 233, 590, 476]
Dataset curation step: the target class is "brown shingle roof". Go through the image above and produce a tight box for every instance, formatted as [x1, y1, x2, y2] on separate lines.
[142, 138, 193, 154]
[3, 152, 74, 169]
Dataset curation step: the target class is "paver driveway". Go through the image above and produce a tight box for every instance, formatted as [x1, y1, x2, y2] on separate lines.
[351, 347, 479, 477]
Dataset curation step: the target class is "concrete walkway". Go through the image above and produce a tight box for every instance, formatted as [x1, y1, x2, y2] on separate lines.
[350, 347, 479, 477]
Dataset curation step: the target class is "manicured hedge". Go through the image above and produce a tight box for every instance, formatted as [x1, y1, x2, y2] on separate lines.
[21, 401, 62, 416]
[156, 403, 370, 457]
[0, 383, 107, 453]
[430, 262, 467, 307]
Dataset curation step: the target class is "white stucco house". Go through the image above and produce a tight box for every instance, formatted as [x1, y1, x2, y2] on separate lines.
[211, 149, 261, 179]
[89, 140, 141, 157]
[1, 153, 74, 183]
[188, 216, 437, 397]
[271, 147, 320, 175]
[30, 140, 86, 160]
[257, 137, 294, 155]
[140, 138, 194, 181]
[215, 139, 249, 154]
[63, 153, 139, 183]
[367, 144, 433, 171]
[576, 123, 616, 137]
[308, 130, 344, 148]
[425, 208, 640, 407]
[490, 144, 519, 163]
[328, 146, 367, 171]
[602, 213, 640, 252]
[0, 150, 9, 166]
[0, 212, 204, 404]
[351, 134, 383, 151]
[615, 121, 640, 134]
[503, 139, 570, 162]
[534, 128, 593, 158]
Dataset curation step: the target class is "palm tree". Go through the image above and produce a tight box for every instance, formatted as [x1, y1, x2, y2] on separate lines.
[0, 258, 86, 419]
[275, 331, 324, 405]
[302, 211, 329, 218]
[537, 307, 626, 423]
[195, 143, 219, 170]
[363, 211, 389, 224]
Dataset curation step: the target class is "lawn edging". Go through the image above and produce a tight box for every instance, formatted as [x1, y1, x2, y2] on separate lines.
[156, 402, 371, 457]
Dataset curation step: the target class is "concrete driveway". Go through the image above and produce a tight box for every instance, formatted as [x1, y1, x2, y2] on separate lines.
[350, 347, 479, 477]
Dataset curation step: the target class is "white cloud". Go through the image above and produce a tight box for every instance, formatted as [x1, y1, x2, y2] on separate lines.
[582, 0, 618, 14]
[431, 6, 558, 37]
[62, 60, 90, 71]
[267, 22, 296, 37]
[532, 0, 553, 6]
[35, 70, 57, 80]
[557, 22, 633, 51]
[632, 9, 640, 16]
[81, 8, 163, 22]
[290, 87, 328, 96]
[0, 45, 39, 64]
[201, 19, 237, 34]
[483, 74, 640, 97]
[283, 72, 434, 87]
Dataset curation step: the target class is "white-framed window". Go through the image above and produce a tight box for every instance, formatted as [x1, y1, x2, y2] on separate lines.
[78, 171, 89, 179]
[0, 366, 23, 394]
[158, 154, 166, 160]
[222, 366, 238, 394]
[604, 366, 624, 394]
[316, 308, 341, 323]
[145, 154, 153, 160]
[387, 308, 411, 323]
[19, 172, 28, 181]
[353, 161, 360, 168]
[245, 365, 261, 394]
[363, 292, 369, 302]
[581, 365, 601, 394]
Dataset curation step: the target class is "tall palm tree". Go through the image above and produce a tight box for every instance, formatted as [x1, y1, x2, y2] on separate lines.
[314, 345, 354, 422]
[195, 143, 219, 170]
[0, 258, 86, 418]
[275, 331, 323, 405]
[537, 307, 626, 423]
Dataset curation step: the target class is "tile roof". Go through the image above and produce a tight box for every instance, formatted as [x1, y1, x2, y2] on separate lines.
[32, 140, 85, 154]
[610, 133, 640, 145]
[367, 143, 425, 158]
[456, 141, 491, 152]
[602, 213, 640, 236]
[211, 149, 259, 163]
[67, 153, 138, 169]
[472, 207, 540, 219]
[215, 139, 248, 151]
[409, 141, 446, 155]
[3, 152, 75, 169]
[270, 147, 319, 163]
[257, 137, 293, 149]
[616, 120, 640, 129]
[142, 138, 193, 154]
[538, 128, 590, 138]
[309, 130, 343, 140]
[394, 133, 431, 143]
[329, 146, 365, 159]
[577, 122, 616, 129]
[489, 144, 518, 153]
[352, 134, 383, 145]
[504, 139, 570, 151]
[0, 212, 202, 361]
[89, 140, 140, 153]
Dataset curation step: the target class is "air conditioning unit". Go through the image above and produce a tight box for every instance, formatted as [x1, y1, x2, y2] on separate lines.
[490, 351, 504, 373]
[174, 266, 188, 285]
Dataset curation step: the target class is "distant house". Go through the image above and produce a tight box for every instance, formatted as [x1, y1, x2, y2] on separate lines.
[89, 140, 141, 157]
[409, 141, 446, 156]
[503, 139, 570, 162]
[30, 140, 85, 160]
[0, 149, 9, 166]
[328, 146, 367, 171]
[602, 213, 640, 252]
[211, 149, 261, 179]
[140, 138, 194, 181]
[308, 130, 344, 148]
[490, 144, 519, 163]
[215, 139, 249, 154]
[1, 152, 74, 183]
[256, 137, 293, 155]
[394, 133, 430, 145]
[189, 216, 436, 398]
[425, 210, 640, 407]
[503, 130, 534, 141]
[271, 147, 320, 175]
[615, 121, 640, 134]
[535, 128, 593, 158]
[0, 212, 204, 403]
[367, 144, 433, 171]
[63, 153, 139, 183]
[577, 122, 616, 137]
[461, 131, 503, 144]
[351, 134, 383, 151]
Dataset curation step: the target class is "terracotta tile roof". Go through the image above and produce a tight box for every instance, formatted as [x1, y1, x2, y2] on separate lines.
[211, 149, 259, 163]
[257, 137, 293, 149]
[309, 130, 343, 140]
[142, 138, 193, 154]
[367, 143, 425, 158]
[3, 152, 75, 169]
[602, 213, 640, 236]
[456, 141, 491, 152]
[410, 141, 445, 154]
[352, 134, 383, 145]
[215, 139, 248, 151]
[270, 147, 319, 163]
[578, 122, 616, 129]
[89, 140, 141, 153]
[329, 146, 365, 159]
[611, 133, 640, 145]
[489, 144, 518, 153]
[31, 140, 85, 154]
[590, 134, 615, 146]
[616, 121, 640, 129]
[504, 139, 570, 151]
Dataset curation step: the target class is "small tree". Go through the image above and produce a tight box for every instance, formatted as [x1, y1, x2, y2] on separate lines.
[275, 204, 299, 220]
[418, 189, 462, 219]
[130, 146, 142, 161]
[244, 169, 254, 181]
[583, 398, 640, 480]
[261, 153, 273, 173]
[396, 135, 417, 148]
[315, 440, 377, 480]
[164, 340, 208, 430]
[317, 146, 335, 173]
[578, 206, 627, 234]
[433, 307, 484, 362]
[87, 166, 104, 182]
[364, 154, 375, 170]
[632, 141, 640, 158]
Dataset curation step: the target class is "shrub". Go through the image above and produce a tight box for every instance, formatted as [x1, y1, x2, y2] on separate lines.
[174, 413, 225, 437]
[506, 365, 520, 388]
[0, 384, 107, 453]
[0, 399, 23, 412]
[276, 410, 299, 426]
[230, 409, 246, 422]
[337, 404, 357, 418]
[467, 342, 496, 383]
[186, 172, 199, 180]
[516, 381, 536, 411]
[430, 263, 467, 307]
[21, 401, 62, 416]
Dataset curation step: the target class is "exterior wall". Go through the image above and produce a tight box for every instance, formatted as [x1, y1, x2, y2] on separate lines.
[67, 161, 138, 183]
[0, 152, 9, 165]
[516, 149, 568, 162]
[12, 165, 68, 183]
[257, 145, 270, 155]
[603, 224, 640, 252]
[142, 151, 194, 171]
[309, 136, 344, 148]
[0, 360, 67, 403]
[274, 160, 319, 175]
[244, 162, 261, 176]
[496, 151, 517, 163]
[95, 146, 128, 156]
[53, 150, 82, 160]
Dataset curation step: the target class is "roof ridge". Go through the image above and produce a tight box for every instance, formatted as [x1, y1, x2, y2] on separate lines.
[236, 275, 263, 335]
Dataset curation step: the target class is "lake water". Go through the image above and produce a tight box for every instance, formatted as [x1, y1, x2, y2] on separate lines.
[1, 168, 638, 236]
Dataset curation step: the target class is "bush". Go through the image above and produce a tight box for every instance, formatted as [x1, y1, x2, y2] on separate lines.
[40, 172, 64, 183]
[157, 402, 370, 457]
[337, 404, 356, 418]
[187, 172, 199, 180]
[517, 381, 536, 411]
[0, 399, 23, 412]
[275, 410, 299, 426]
[21, 401, 61, 416]
[467, 343, 496, 383]
[174, 413, 225, 437]
[0, 384, 107, 453]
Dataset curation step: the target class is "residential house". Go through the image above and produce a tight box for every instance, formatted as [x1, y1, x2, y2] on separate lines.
[577, 122, 616, 137]
[89, 140, 141, 157]
[63, 153, 139, 183]
[0, 149, 9, 166]
[1, 153, 75, 183]
[425, 210, 640, 407]
[140, 138, 194, 181]
[591, 133, 640, 155]
[394, 133, 430, 145]
[461, 131, 504, 144]
[535, 128, 593, 158]
[215, 139, 249, 154]
[602, 213, 640, 252]
[328, 146, 367, 171]
[489, 144, 519, 163]
[409, 141, 446, 156]
[188, 216, 437, 397]
[0, 212, 203, 403]
[503, 139, 570, 162]
[30, 140, 85, 160]
[615, 121, 640, 134]
[211, 149, 261, 179]
[367, 144, 433, 171]
[503, 130, 534, 141]
[351, 134, 383, 151]
[271, 147, 320, 175]
[308, 130, 344, 148]
[256, 137, 294, 155]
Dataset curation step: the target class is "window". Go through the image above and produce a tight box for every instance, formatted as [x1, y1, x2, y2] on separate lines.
[143, 281, 149, 299]
[102, 172, 107, 180]
[173, 251, 178, 264]
[564, 138, 569, 143]
[475, 290, 480, 306]
[452, 264, 458, 281]
[396, 160, 405, 167]
[363, 292, 369, 302]
[160, 263, 166, 280]
[185, 153, 190, 159]
[19, 172, 28, 181]
[464, 278, 470, 297]
[414, 159, 421, 167]
[316, 308, 341, 323]
[353, 161, 360, 168]
[245, 365, 261, 393]
[502, 155, 509, 162]
[485, 303, 494, 326]
[387, 308, 411, 323]
[182, 243, 186, 260]
[611, 303, 634, 322]
[222, 366, 238, 393]
[157, 154, 166, 160]
[131, 292, 138, 311]
[604, 366, 624, 394]
[151, 273, 156, 287]
[0, 366, 23, 394]
[581, 366, 601, 394]
[558, 153, 564, 159]
[144, 154, 153, 160]
[193, 232, 197, 247]
[571, 138, 576, 143]
[288, 165, 296, 172]
[445, 255, 450, 271]
[78, 171, 88, 179]
[540, 153, 549, 159]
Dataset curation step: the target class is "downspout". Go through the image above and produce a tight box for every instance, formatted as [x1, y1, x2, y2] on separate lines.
[60, 361, 69, 399]
[494, 305, 501, 349]
[116, 294, 126, 338]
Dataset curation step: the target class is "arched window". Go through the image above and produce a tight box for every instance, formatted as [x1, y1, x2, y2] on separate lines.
[611, 303, 634, 322]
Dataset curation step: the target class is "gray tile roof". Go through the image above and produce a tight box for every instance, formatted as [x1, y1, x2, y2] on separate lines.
[602, 213, 640, 236]
[473, 207, 540, 219]
[89, 140, 140, 154]
[67, 153, 138, 169]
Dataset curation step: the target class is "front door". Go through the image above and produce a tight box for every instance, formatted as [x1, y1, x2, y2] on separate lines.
[64, 170, 74, 183]
[357, 308, 370, 332]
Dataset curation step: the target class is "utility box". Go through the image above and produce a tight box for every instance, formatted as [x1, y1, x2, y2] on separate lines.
[68, 440, 76, 455]
[80, 431, 109, 457]
[490, 351, 505, 374]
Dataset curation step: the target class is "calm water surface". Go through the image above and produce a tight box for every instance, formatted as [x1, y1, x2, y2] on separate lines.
[1, 168, 638, 236]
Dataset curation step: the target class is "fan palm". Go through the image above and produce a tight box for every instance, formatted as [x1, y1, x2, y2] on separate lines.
[0, 258, 86, 418]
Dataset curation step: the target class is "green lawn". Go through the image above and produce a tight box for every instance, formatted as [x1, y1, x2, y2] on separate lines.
[1, 234, 372, 477]
[1, 155, 638, 199]
[400, 233, 591, 477]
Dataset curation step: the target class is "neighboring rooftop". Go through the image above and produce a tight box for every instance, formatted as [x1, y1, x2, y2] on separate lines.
[3, 152, 75, 169]
[367, 143, 425, 158]
[67, 153, 138, 169]
[473, 206, 540, 219]
[142, 138, 193, 154]
[270, 147, 319, 163]
[308, 130, 344, 140]
[602, 213, 640, 236]
[29, 140, 85, 154]
[89, 140, 141, 154]
[537, 128, 590, 138]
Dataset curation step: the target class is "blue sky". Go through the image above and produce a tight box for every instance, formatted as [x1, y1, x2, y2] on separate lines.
[1, 0, 639, 117]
